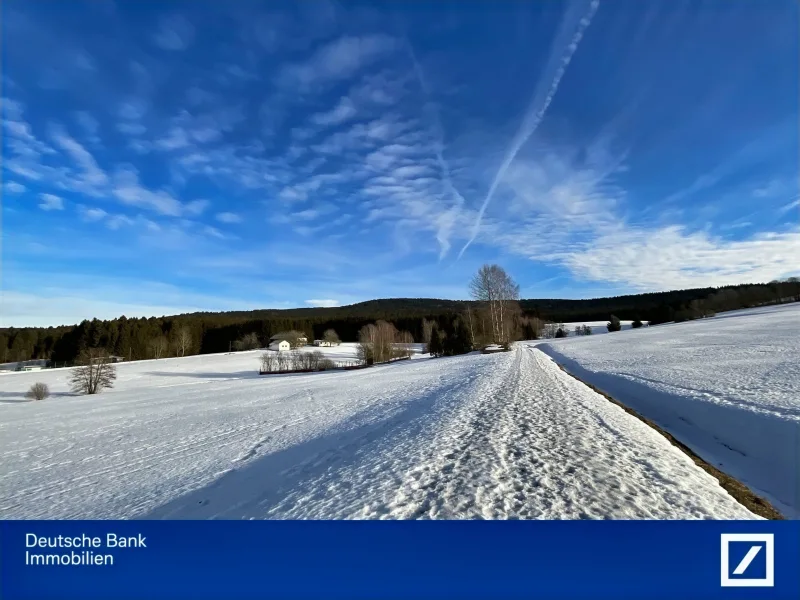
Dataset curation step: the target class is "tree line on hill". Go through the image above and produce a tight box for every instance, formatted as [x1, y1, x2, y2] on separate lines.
[2, 277, 798, 367]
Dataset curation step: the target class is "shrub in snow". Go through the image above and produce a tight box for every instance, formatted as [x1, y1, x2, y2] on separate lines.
[632, 320, 643, 329]
[555, 328, 567, 338]
[607, 315, 622, 332]
[26, 382, 50, 401]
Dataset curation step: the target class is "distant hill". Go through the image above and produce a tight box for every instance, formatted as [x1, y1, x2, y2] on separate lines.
[184, 288, 719, 323]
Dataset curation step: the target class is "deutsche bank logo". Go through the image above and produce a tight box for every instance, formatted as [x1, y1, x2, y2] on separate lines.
[720, 534, 774, 587]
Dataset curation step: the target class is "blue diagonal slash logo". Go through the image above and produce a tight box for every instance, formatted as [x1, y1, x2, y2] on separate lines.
[720, 534, 774, 587]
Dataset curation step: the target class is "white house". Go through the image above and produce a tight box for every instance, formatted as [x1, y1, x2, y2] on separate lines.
[313, 340, 333, 347]
[268, 340, 291, 352]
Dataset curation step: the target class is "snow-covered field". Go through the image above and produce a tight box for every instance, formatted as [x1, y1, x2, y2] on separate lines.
[538, 303, 800, 519]
[0, 340, 754, 519]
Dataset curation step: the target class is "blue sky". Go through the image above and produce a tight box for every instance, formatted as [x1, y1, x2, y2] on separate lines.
[2, 0, 798, 327]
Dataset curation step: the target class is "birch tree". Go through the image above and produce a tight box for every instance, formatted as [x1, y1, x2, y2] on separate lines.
[148, 335, 168, 359]
[469, 264, 519, 343]
[421, 319, 434, 345]
[465, 305, 476, 349]
[175, 326, 192, 357]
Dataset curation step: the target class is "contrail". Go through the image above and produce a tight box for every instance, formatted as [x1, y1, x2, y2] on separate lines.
[406, 39, 468, 259]
[457, 0, 600, 259]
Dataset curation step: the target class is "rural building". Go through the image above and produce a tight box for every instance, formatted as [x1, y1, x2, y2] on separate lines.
[270, 333, 308, 346]
[313, 340, 333, 347]
[6, 359, 50, 372]
[268, 340, 291, 352]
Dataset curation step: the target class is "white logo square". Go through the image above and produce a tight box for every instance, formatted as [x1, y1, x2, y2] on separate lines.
[720, 533, 774, 587]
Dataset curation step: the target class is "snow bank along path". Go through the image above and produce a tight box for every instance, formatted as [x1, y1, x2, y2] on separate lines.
[538, 303, 800, 519]
[1, 345, 755, 519]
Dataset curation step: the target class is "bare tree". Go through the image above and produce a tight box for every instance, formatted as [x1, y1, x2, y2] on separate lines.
[465, 306, 476, 349]
[500, 299, 522, 344]
[148, 335, 168, 359]
[235, 332, 260, 351]
[260, 352, 276, 373]
[357, 323, 377, 364]
[469, 264, 519, 344]
[358, 321, 400, 364]
[26, 382, 50, 401]
[175, 326, 192, 357]
[275, 350, 288, 371]
[375, 320, 399, 363]
[421, 319, 434, 345]
[323, 329, 340, 345]
[396, 330, 414, 358]
[70, 349, 117, 395]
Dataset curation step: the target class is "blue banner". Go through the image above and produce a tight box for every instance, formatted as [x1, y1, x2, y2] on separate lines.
[2, 521, 798, 600]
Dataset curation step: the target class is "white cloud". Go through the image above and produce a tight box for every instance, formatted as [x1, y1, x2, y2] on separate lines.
[50, 126, 109, 189]
[305, 299, 339, 307]
[293, 225, 324, 236]
[111, 165, 183, 216]
[4, 181, 26, 193]
[156, 127, 190, 151]
[293, 209, 319, 220]
[143, 219, 161, 232]
[276, 34, 396, 91]
[779, 198, 800, 215]
[203, 225, 225, 239]
[392, 165, 433, 179]
[2, 97, 57, 160]
[190, 126, 221, 143]
[38, 193, 64, 211]
[310, 96, 358, 127]
[152, 14, 195, 51]
[216, 212, 242, 223]
[279, 186, 308, 202]
[119, 101, 147, 120]
[80, 206, 109, 221]
[118, 122, 147, 136]
[185, 199, 211, 216]
[106, 214, 135, 230]
[563, 226, 800, 290]
[350, 72, 404, 106]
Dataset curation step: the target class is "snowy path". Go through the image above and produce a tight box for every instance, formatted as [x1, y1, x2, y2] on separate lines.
[1, 347, 754, 519]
